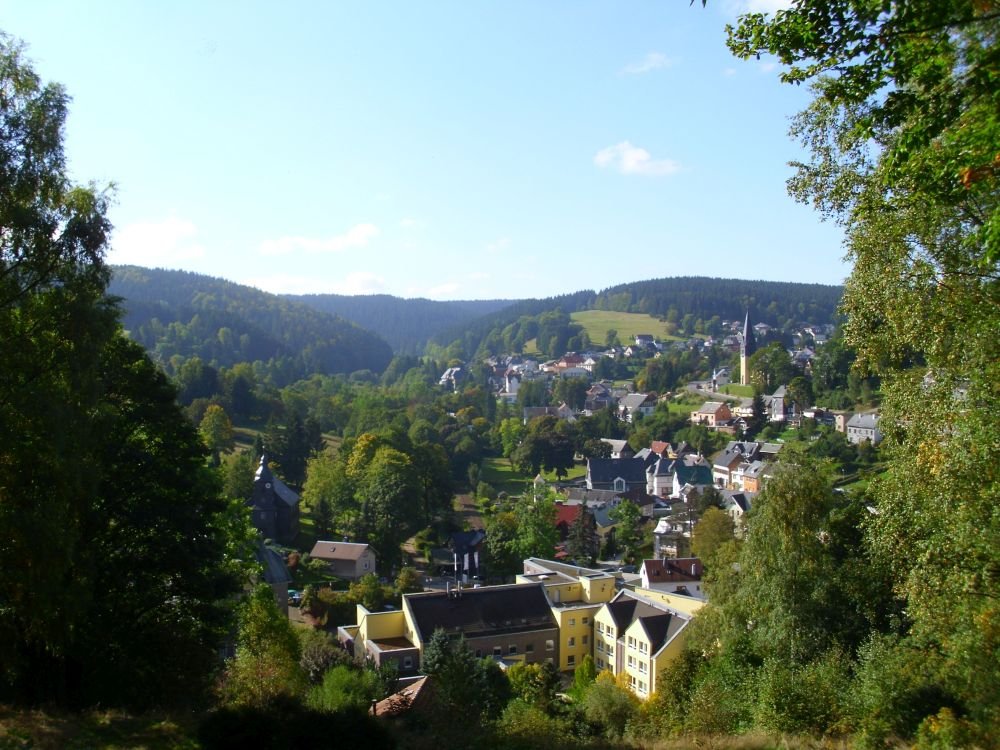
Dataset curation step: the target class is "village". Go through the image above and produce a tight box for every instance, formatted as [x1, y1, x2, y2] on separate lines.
[246, 312, 883, 716]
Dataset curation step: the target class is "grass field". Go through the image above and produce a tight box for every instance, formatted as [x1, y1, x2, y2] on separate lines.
[571, 310, 681, 346]
[719, 383, 754, 398]
[480, 456, 585, 495]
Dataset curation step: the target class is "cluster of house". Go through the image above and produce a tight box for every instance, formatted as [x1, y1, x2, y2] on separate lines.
[337, 556, 705, 701]
[690, 395, 883, 445]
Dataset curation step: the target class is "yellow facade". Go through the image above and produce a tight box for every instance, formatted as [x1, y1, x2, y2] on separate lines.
[592, 591, 696, 699]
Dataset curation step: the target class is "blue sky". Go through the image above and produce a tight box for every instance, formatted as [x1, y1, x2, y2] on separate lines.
[1, 0, 846, 300]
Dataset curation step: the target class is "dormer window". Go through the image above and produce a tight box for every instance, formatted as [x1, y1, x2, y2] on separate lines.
[613, 477, 626, 492]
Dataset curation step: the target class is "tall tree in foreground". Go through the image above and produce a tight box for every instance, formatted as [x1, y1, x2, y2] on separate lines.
[0, 33, 248, 708]
[729, 2, 999, 742]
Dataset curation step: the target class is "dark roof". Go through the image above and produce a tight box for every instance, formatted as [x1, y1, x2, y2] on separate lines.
[405, 583, 557, 642]
[605, 597, 638, 630]
[641, 558, 703, 583]
[638, 612, 674, 652]
[255, 543, 292, 585]
[674, 464, 713, 486]
[587, 458, 648, 485]
[251, 454, 300, 508]
[450, 529, 486, 555]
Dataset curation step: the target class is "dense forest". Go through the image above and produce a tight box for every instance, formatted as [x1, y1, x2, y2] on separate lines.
[430, 277, 842, 361]
[287, 292, 513, 353]
[110, 266, 394, 385]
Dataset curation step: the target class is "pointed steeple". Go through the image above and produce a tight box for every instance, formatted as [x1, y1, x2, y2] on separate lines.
[741, 310, 757, 358]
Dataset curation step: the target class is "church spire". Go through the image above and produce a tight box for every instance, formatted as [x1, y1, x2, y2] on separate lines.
[740, 310, 756, 386]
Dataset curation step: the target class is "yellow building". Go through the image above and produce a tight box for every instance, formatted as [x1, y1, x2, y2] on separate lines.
[593, 588, 702, 699]
[518, 558, 617, 671]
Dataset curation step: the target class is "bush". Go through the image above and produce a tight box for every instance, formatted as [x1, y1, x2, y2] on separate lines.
[198, 695, 392, 750]
[753, 650, 852, 734]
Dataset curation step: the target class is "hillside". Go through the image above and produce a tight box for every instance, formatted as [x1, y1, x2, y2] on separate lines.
[431, 277, 843, 359]
[286, 293, 514, 353]
[109, 266, 393, 383]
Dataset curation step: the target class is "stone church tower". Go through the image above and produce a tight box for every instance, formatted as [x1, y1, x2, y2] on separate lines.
[740, 311, 757, 386]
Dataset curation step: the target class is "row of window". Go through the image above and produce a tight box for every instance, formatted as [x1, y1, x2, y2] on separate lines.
[471, 640, 554, 659]
[566, 616, 590, 627]
[626, 636, 648, 654]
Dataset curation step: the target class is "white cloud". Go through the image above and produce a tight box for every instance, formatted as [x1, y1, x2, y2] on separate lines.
[594, 141, 680, 177]
[723, 67, 737, 77]
[468, 271, 490, 281]
[758, 61, 778, 73]
[109, 217, 205, 265]
[258, 223, 379, 256]
[621, 52, 673, 75]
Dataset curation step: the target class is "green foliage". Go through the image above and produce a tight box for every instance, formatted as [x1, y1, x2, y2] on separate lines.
[690, 506, 735, 570]
[582, 675, 638, 739]
[110, 266, 394, 387]
[609, 500, 642, 564]
[347, 574, 386, 612]
[728, 1, 1000, 742]
[298, 628, 350, 684]
[306, 664, 378, 713]
[508, 661, 560, 713]
[394, 566, 423, 596]
[222, 585, 306, 708]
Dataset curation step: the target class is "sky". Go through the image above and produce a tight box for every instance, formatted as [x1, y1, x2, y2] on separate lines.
[0, 0, 848, 301]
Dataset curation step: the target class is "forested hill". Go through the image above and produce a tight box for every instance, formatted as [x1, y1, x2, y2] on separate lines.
[431, 277, 843, 358]
[286, 293, 514, 353]
[109, 266, 393, 383]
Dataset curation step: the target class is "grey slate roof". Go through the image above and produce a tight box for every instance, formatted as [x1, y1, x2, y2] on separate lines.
[405, 583, 557, 642]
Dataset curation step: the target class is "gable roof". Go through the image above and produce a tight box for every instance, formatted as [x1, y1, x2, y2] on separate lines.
[405, 583, 557, 643]
[310, 540, 373, 561]
[641, 558, 703, 584]
[619, 392, 654, 411]
[587, 457, 648, 485]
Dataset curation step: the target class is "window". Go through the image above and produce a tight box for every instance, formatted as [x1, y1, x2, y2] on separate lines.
[567, 655, 575, 666]
[582, 634, 589, 645]
[582, 616, 589, 625]
[525, 643, 534, 653]
[493, 646, 502, 657]
[568, 637, 575, 647]
[639, 661, 647, 673]
[546, 658, 554, 665]
[606, 645, 613, 656]
[628, 636, 635, 649]
[614, 477, 626, 492]
[569, 618, 575, 626]
[545, 640, 554, 651]
[596, 657, 604, 669]
[509, 645, 517, 655]
[639, 680, 646, 693]
[403, 656, 413, 669]
[627, 655, 634, 668]
[596, 622, 603, 633]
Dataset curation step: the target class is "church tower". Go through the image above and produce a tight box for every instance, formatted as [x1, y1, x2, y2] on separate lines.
[740, 311, 756, 386]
